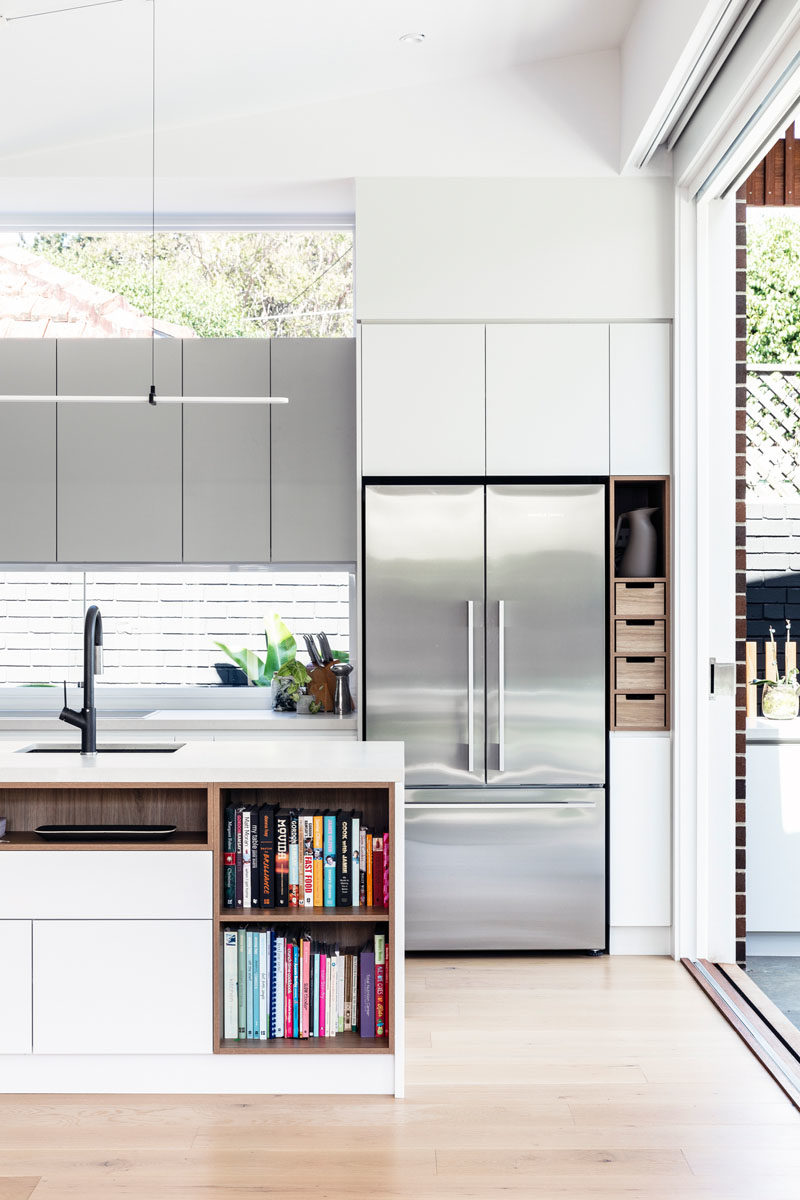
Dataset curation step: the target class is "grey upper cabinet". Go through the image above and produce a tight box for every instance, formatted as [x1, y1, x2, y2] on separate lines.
[182, 339, 269, 398]
[56, 338, 182, 397]
[0, 342, 56, 561]
[485, 324, 610, 475]
[57, 402, 182, 562]
[271, 339, 356, 563]
[55, 339, 183, 562]
[182, 339, 270, 563]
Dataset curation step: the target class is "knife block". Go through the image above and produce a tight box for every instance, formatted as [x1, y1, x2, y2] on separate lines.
[307, 664, 336, 712]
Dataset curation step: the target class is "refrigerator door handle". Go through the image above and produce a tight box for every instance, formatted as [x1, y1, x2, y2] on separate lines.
[406, 801, 598, 811]
[498, 599, 505, 773]
[467, 600, 475, 773]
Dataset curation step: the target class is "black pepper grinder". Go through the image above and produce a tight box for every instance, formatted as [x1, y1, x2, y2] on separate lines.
[330, 661, 354, 716]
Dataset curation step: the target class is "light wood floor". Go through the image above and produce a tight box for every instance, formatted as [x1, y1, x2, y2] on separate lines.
[1, 956, 798, 1199]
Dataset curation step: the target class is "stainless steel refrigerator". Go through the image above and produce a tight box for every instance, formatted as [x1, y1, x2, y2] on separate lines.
[363, 483, 606, 950]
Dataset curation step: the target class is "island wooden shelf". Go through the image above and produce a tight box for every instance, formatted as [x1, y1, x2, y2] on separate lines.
[217, 906, 389, 923]
[0, 830, 208, 850]
[218, 1032, 391, 1055]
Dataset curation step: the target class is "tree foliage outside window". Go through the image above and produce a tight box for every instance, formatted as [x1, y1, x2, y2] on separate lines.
[747, 214, 800, 364]
[28, 231, 353, 338]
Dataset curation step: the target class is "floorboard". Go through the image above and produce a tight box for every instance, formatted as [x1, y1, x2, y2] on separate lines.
[1, 956, 797, 1198]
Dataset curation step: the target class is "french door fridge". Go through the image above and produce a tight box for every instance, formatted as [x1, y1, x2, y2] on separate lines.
[364, 483, 606, 950]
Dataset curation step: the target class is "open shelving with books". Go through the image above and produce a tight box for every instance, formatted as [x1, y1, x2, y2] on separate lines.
[609, 476, 671, 731]
[211, 782, 397, 1058]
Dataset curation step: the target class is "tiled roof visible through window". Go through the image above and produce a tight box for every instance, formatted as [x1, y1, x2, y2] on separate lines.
[0, 237, 195, 338]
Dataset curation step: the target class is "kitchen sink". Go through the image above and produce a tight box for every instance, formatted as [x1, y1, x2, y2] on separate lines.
[19, 743, 184, 754]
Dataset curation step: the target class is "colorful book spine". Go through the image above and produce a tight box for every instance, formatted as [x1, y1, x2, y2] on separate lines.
[328, 954, 336, 1037]
[351, 814, 360, 907]
[360, 948, 375, 1038]
[312, 814, 324, 906]
[259, 930, 268, 1040]
[366, 833, 373, 906]
[250, 807, 260, 909]
[284, 941, 293, 1038]
[288, 812, 300, 908]
[245, 930, 254, 1039]
[274, 935, 285, 1039]
[275, 810, 290, 907]
[223, 805, 236, 908]
[301, 937, 311, 1038]
[350, 953, 358, 1032]
[252, 930, 260, 1035]
[292, 943, 300, 1039]
[359, 825, 367, 906]
[260, 805, 275, 908]
[337, 951, 346, 1033]
[235, 809, 244, 908]
[382, 829, 390, 909]
[319, 952, 327, 1038]
[313, 950, 320, 1037]
[302, 815, 314, 908]
[223, 930, 238, 1038]
[372, 837, 384, 908]
[237, 928, 247, 1037]
[384, 938, 389, 1040]
[323, 814, 336, 907]
[374, 933, 386, 1037]
[336, 812, 350, 907]
[242, 810, 252, 909]
[344, 952, 352, 1031]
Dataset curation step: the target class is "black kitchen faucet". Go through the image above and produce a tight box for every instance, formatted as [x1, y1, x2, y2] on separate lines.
[60, 605, 104, 756]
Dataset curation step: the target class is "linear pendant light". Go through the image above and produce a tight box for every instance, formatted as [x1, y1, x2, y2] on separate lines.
[0, 0, 287, 408]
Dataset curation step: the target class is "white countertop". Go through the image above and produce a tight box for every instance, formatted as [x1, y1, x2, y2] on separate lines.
[747, 717, 800, 743]
[0, 737, 403, 785]
[0, 709, 357, 733]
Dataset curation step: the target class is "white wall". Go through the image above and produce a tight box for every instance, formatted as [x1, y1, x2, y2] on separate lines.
[355, 177, 674, 321]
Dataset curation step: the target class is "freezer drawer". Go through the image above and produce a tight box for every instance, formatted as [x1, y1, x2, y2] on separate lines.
[405, 789, 605, 951]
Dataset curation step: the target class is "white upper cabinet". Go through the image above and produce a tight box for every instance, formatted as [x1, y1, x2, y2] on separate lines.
[0, 341, 56, 562]
[361, 324, 485, 476]
[610, 324, 671, 474]
[486, 324, 610, 475]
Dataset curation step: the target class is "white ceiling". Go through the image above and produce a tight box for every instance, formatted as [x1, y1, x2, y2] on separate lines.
[0, 0, 641, 216]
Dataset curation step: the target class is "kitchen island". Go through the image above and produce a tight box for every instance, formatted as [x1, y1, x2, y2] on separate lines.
[0, 739, 403, 1095]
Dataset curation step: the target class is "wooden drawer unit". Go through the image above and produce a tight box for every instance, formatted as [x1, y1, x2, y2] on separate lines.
[615, 656, 666, 691]
[615, 694, 666, 729]
[615, 619, 666, 654]
[615, 581, 665, 616]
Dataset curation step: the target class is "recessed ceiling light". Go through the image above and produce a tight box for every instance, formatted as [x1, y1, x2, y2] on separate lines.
[399, 32, 425, 44]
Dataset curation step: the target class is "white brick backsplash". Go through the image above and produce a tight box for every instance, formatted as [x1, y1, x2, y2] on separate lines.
[0, 569, 350, 687]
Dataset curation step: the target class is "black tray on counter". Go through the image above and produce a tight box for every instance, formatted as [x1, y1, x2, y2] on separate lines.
[34, 824, 178, 843]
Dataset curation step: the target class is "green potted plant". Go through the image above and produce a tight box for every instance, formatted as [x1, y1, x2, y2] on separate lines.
[215, 614, 319, 712]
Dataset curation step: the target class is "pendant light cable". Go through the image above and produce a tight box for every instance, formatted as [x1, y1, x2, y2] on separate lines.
[149, 0, 156, 405]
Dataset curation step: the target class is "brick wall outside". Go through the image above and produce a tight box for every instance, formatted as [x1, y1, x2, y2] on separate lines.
[735, 187, 747, 968]
[0, 570, 350, 688]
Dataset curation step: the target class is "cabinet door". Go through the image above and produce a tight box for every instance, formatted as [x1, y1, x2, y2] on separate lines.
[609, 734, 671, 927]
[361, 324, 485, 476]
[56, 338, 181, 398]
[33, 919, 212, 1054]
[0, 342, 56, 561]
[486, 324, 609, 475]
[271, 338, 356, 562]
[0, 921, 32, 1053]
[182, 339, 269, 399]
[183, 404, 269, 562]
[610, 323, 671, 474]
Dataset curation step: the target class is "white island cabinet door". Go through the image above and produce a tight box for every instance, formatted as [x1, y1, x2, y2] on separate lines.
[610, 323, 671, 474]
[33, 919, 212, 1055]
[361, 324, 485, 476]
[486, 324, 610, 475]
[0, 921, 32, 1054]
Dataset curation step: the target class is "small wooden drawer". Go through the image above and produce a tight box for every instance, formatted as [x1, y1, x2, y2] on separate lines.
[615, 581, 665, 617]
[615, 694, 666, 729]
[615, 656, 666, 691]
[615, 619, 666, 654]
